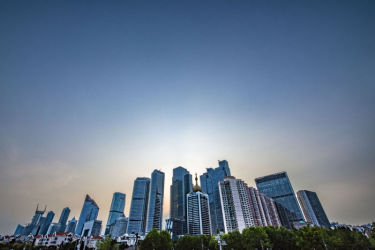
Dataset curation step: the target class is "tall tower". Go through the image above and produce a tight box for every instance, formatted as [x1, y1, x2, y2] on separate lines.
[255, 172, 303, 228]
[146, 169, 165, 232]
[200, 160, 231, 233]
[187, 174, 211, 236]
[39, 211, 55, 235]
[219, 177, 254, 232]
[127, 177, 150, 235]
[75, 194, 99, 235]
[170, 166, 193, 234]
[297, 190, 330, 228]
[105, 192, 126, 235]
[57, 207, 70, 232]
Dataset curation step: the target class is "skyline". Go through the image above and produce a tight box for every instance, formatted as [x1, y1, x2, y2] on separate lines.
[1, 0, 375, 234]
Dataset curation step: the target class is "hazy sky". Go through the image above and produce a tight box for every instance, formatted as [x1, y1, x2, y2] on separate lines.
[0, 1, 374, 234]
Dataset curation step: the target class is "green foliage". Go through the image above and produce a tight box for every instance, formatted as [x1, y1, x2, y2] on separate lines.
[222, 230, 244, 250]
[296, 226, 326, 250]
[174, 234, 211, 250]
[140, 229, 173, 250]
[242, 226, 272, 250]
[264, 226, 298, 250]
[97, 236, 119, 250]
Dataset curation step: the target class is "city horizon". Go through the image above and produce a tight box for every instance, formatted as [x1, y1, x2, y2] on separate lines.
[1, 0, 374, 238]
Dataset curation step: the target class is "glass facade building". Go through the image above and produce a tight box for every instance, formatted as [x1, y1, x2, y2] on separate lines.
[170, 166, 192, 235]
[105, 192, 126, 235]
[57, 207, 70, 232]
[75, 194, 99, 236]
[255, 172, 303, 228]
[297, 190, 330, 228]
[127, 177, 150, 235]
[65, 217, 77, 234]
[146, 170, 165, 232]
[39, 211, 55, 235]
[200, 160, 231, 233]
[187, 176, 211, 236]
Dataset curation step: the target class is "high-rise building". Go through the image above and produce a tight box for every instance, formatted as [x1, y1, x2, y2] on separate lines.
[255, 172, 304, 228]
[170, 166, 193, 235]
[187, 174, 211, 236]
[110, 216, 128, 238]
[82, 220, 102, 237]
[65, 217, 77, 234]
[14, 224, 25, 236]
[219, 177, 254, 232]
[297, 190, 330, 228]
[57, 207, 70, 233]
[127, 177, 150, 235]
[200, 160, 231, 233]
[23, 205, 46, 235]
[105, 192, 126, 235]
[47, 222, 61, 235]
[219, 177, 282, 233]
[146, 170, 165, 232]
[39, 211, 55, 235]
[75, 195, 99, 236]
[248, 187, 282, 227]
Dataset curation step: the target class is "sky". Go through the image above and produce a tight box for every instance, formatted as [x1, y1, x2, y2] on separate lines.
[0, 0, 374, 234]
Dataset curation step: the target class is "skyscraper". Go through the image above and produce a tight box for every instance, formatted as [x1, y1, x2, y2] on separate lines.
[75, 194, 99, 236]
[110, 216, 128, 238]
[247, 187, 282, 227]
[200, 160, 231, 233]
[297, 190, 330, 228]
[170, 166, 193, 235]
[187, 174, 211, 236]
[39, 211, 55, 235]
[65, 217, 77, 234]
[22, 205, 46, 235]
[57, 207, 70, 232]
[82, 220, 102, 237]
[219, 177, 254, 232]
[146, 169, 165, 232]
[255, 172, 304, 228]
[105, 192, 126, 235]
[127, 177, 150, 235]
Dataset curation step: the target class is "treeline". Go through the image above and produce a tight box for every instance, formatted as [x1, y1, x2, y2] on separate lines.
[139, 225, 375, 250]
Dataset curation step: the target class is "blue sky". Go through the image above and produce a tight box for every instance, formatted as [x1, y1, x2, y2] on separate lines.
[0, 0, 374, 234]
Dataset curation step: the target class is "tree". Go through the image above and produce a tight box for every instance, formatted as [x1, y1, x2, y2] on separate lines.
[242, 227, 272, 250]
[97, 236, 119, 250]
[222, 230, 243, 250]
[296, 226, 325, 250]
[140, 229, 172, 250]
[264, 226, 297, 250]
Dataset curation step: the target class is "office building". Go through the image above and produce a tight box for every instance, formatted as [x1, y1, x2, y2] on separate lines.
[127, 177, 150, 235]
[75, 195, 99, 235]
[57, 207, 70, 232]
[146, 170, 165, 232]
[39, 211, 55, 235]
[14, 224, 25, 236]
[219, 177, 254, 232]
[248, 187, 282, 227]
[65, 217, 77, 234]
[200, 160, 231, 233]
[170, 166, 193, 235]
[187, 174, 211, 236]
[47, 222, 61, 235]
[23, 205, 46, 235]
[110, 216, 128, 238]
[297, 190, 330, 228]
[255, 172, 303, 228]
[105, 192, 126, 235]
[82, 220, 102, 237]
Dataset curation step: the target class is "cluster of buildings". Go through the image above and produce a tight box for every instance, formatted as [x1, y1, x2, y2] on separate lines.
[11, 160, 334, 243]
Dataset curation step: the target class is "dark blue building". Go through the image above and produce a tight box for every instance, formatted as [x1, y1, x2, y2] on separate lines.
[75, 195, 99, 235]
[105, 192, 126, 235]
[200, 160, 231, 233]
[255, 171, 303, 228]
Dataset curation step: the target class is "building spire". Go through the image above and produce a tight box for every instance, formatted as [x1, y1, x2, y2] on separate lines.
[193, 173, 202, 192]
